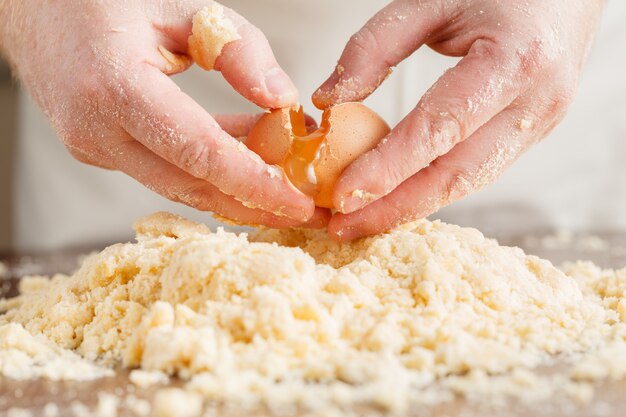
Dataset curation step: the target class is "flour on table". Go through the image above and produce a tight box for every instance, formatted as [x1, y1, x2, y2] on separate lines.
[0, 323, 112, 381]
[0, 212, 624, 414]
[153, 388, 202, 417]
[129, 369, 169, 388]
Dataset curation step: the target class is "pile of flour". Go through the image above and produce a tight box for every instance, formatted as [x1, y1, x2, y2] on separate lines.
[1, 212, 625, 413]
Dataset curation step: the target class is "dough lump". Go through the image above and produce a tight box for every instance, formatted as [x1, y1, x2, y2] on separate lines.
[188, 4, 240, 71]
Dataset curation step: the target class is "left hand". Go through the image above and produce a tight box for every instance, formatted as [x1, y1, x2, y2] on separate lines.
[313, 0, 605, 241]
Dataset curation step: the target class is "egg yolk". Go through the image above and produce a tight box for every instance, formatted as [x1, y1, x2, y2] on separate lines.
[280, 107, 330, 198]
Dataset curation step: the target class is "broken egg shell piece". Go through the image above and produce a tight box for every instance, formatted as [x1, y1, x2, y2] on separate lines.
[313, 103, 390, 208]
[245, 107, 295, 165]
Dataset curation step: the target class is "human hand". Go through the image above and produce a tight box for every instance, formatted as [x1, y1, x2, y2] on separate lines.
[313, 0, 605, 240]
[0, 0, 328, 228]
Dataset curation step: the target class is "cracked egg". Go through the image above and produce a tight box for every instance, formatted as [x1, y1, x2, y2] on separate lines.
[246, 102, 390, 209]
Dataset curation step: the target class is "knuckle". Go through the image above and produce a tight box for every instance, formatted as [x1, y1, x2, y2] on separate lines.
[428, 109, 464, 147]
[531, 83, 577, 124]
[509, 37, 568, 83]
[417, 104, 464, 157]
[430, 158, 469, 203]
[381, 158, 408, 194]
[514, 39, 550, 78]
[365, 147, 405, 196]
[350, 26, 388, 63]
[176, 139, 216, 178]
[469, 37, 504, 62]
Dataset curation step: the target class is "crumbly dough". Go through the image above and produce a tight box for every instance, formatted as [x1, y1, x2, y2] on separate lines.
[187, 4, 240, 71]
[0, 212, 625, 413]
[157, 45, 192, 75]
[0, 323, 112, 381]
[129, 369, 169, 388]
[153, 388, 202, 417]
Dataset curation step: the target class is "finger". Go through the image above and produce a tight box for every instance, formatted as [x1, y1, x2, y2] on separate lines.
[109, 136, 328, 229]
[312, 0, 447, 109]
[333, 39, 526, 214]
[115, 63, 314, 221]
[213, 113, 262, 138]
[328, 102, 544, 241]
[155, 1, 298, 109]
[213, 9, 298, 109]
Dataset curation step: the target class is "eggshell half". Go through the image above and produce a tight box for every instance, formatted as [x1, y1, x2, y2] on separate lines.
[313, 103, 390, 208]
[245, 108, 293, 165]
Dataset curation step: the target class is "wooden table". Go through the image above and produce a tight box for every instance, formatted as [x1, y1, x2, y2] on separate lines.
[1, 231, 625, 416]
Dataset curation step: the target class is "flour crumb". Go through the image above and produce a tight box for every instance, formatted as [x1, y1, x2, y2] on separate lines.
[518, 118, 534, 130]
[129, 369, 170, 388]
[153, 388, 202, 417]
[42, 403, 59, 417]
[125, 395, 151, 417]
[0, 323, 112, 381]
[350, 189, 377, 202]
[267, 165, 283, 179]
[564, 381, 595, 405]
[70, 401, 92, 417]
[157, 45, 192, 75]
[95, 392, 119, 417]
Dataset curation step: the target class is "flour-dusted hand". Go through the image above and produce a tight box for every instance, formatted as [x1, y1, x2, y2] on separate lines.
[313, 0, 605, 240]
[0, 0, 328, 228]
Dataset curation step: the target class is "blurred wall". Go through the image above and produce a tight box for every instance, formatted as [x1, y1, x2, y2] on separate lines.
[0, 58, 17, 251]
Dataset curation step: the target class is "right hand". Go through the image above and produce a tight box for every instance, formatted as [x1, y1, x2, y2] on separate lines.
[0, 0, 328, 228]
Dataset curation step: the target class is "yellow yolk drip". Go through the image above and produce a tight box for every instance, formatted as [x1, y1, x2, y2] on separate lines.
[280, 107, 329, 197]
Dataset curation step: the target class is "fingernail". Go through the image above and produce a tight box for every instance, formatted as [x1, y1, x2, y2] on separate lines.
[265, 68, 297, 102]
[312, 72, 340, 109]
[338, 189, 379, 214]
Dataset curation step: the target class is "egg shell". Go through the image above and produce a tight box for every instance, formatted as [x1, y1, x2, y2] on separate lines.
[245, 102, 390, 210]
[245, 108, 293, 165]
[313, 103, 390, 208]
